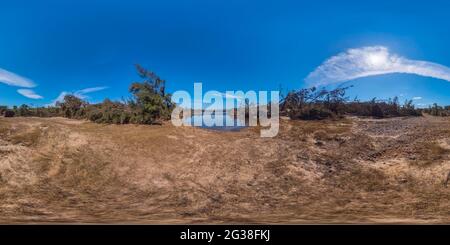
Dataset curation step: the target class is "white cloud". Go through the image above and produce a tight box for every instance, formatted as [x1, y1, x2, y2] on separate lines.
[47, 91, 68, 106]
[75, 86, 109, 96]
[0, 68, 35, 88]
[47, 86, 108, 106]
[412, 96, 422, 100]
[209, 91, 244, 100]
[416, 103, 429, 108]
[306, 46, 450, 87]
[17, 89, 43, 99]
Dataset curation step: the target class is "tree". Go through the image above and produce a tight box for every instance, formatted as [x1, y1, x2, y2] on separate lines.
[18, 104, 32, 117]
[430, 103, 441, 116]
[57, 95, 86, 118]
[128, 64, 174, 124]
[281, 86, 350, 120]
[324, 86, 351, 114]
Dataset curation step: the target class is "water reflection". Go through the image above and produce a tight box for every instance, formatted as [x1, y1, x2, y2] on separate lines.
[183, 113, 246, 132]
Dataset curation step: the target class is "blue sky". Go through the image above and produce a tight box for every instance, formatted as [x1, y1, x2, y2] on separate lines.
[1, 0, 450, 107]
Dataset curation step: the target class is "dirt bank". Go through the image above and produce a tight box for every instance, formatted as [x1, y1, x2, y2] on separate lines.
[0, 116, 449, 223]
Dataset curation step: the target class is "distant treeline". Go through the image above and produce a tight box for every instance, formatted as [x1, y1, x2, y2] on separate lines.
[0, 65, 174, 125]
[1, 68, 450, 122]
[280, 86, 448, 120]
[422, 104, 450, 117]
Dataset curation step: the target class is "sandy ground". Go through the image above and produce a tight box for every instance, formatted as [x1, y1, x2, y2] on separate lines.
[0, 116, 450, 224]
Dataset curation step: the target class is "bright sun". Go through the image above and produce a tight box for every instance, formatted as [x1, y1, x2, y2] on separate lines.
[366, 52, 388, 68]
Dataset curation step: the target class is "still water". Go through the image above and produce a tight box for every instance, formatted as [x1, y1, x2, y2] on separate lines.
[183, 114, 246, 132]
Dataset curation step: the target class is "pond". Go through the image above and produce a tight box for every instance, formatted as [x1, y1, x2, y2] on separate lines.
[183, 113, 246, 132]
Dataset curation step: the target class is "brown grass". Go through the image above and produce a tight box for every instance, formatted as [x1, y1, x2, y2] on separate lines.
[412, 142, 450, 167]
[1, 116, 450, 223]
[9, 128, 42, 146]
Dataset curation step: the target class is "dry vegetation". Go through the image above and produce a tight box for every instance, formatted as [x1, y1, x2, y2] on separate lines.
[1, 115, 450, 224]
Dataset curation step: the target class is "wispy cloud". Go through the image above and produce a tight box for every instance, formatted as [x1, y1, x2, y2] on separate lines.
[208, 91, 244, 100]
[47, 92, 68, 106]
[412, 96, 422, 100]
[74, 86, 109, 96]
[17, 89, 43, 99]
[47, 86, 108, 106]
[306, 46, 450, 87]
[416, 103, 430, 108]
[0, 68, 35, 88]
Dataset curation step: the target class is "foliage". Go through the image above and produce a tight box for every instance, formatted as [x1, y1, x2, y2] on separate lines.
[57, 95, 87, 119]
[4, 109, 15, 118]
[345, 97, 421, 118]
[281, 86, 349, 120]
[128, 64, 174, 124]
[422, 103, 450, 116]
[281, 87, 423, 120]
[4, 70, 450, 122]
[1, 65, 175, 125]
[87, 99, 133, 124]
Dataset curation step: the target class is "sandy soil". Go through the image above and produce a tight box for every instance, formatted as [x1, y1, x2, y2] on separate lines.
[0, 116, 450, 224]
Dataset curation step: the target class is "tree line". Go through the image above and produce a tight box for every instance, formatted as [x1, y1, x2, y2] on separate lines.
[280, 86, 444, 120]
[1, 67, 450, 122]
[0, 65, 174, 124]
[422, 103, 450, 117]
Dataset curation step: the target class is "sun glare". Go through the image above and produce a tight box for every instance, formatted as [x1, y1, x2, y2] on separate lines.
[366, 52, 388, 67]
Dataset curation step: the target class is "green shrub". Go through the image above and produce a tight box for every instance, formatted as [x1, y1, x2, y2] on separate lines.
[57, 95, 86, 119]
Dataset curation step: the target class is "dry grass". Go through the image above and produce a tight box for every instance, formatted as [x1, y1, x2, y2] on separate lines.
[9, 128, 42, 146]
[0, 116, 450, 223]
[281, 118, 352, 143]
[0, 123, 9, 136]
[412, 142, 450, 166]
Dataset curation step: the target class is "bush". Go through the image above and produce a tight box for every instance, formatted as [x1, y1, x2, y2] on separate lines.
[423, 103, 450, 116]
[57, 95, 86, 119]
[4, 110, 15, 117]
[281, 86, 349, 120]
[370, 104, 384, 118]
[281, 87, 423, 120]
[289, 106, 334, 120]
[0, 106, 7, 116]
[27, 65, 175, 125]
